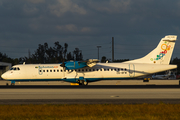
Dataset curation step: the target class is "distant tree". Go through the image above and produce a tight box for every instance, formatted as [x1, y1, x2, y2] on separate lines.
[63, 43, 68, 60]
[101, 56, 108, 63]
[31, 44, 46, 63]
[0, 52, 14, 64]
[53, 41, 63, 63]
[0, 42, 84, 64]
[46, 47, 55, 63]
[67, 52, 74, 61]
[73, 48, 83, 61]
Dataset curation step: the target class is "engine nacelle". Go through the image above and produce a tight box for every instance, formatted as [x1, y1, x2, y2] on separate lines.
[63, 61, 87, 70]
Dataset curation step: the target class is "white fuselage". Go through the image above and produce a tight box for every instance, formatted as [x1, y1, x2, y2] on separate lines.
[1, 63, 177, 83]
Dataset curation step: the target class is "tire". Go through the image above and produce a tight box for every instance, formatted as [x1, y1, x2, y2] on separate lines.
[79, 80, 84, 85]
[11, 83, 15, 86]
[84, 81, 88, 86]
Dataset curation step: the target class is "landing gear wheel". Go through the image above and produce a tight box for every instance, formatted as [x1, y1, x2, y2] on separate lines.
[79, 80, 85, 85]
[84, 81, 88, 86]
[6, 83, 9, 86]
[11, 83, 15, 86]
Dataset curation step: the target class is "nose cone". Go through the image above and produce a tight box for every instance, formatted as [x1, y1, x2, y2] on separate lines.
[1, 73, 7, 80]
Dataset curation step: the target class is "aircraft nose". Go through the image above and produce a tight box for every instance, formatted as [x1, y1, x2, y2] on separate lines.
[1, 73, 7, 80]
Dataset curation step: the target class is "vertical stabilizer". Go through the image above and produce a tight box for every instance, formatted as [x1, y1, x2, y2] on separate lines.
[124, 35, 177, 64]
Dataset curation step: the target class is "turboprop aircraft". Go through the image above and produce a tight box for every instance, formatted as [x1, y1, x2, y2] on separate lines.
[1, 35, 178, 85]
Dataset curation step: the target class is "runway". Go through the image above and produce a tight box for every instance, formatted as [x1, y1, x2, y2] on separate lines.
[0, 80, 180, 104]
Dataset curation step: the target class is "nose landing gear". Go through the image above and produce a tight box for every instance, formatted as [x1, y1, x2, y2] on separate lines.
[10, 81, 15, 86]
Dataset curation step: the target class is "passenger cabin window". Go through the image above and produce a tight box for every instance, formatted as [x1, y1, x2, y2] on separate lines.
[57, 70, 59, 72]
[43, 70, 45, 72]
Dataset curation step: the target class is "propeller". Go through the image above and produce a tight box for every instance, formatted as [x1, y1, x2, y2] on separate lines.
[60, 59, 66, 79]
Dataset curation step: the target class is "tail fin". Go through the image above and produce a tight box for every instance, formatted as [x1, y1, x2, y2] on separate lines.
[124, 35, 177, 64]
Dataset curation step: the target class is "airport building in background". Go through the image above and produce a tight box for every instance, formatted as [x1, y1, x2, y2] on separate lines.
[0, 62, 12, 79]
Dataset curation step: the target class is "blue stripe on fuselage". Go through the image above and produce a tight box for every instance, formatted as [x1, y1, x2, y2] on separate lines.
[4, 77, 134, 83]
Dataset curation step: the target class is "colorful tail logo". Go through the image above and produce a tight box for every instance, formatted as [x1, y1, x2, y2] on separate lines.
[150, 42, 171, 61]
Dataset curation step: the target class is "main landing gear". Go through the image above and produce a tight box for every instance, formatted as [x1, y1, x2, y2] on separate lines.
[78, 77, 88, 86]
[79, 80, 88, 86]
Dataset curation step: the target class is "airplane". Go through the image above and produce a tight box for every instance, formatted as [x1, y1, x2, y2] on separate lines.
[152, 71, 176, 79]
[1, 35, 178, 86]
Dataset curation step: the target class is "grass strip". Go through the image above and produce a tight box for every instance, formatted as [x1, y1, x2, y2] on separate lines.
[0, 104, 180, 120]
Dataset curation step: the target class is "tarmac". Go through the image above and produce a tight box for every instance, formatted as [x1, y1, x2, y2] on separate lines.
[0, 80, 180, 104]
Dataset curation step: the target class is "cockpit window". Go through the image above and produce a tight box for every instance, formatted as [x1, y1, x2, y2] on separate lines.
[10, 67, 20, 71]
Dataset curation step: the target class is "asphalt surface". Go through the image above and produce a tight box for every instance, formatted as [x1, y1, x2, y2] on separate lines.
[0, 85, 180, 89]
[0, 80, 180, 104]
[0, 85, 180, 104]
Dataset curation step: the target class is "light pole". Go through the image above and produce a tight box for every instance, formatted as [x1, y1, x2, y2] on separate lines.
[112, 37, 114, 62]
[97, 46, 101, 60]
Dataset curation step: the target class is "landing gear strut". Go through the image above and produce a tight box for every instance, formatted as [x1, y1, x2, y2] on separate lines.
[11, 81, 15, 86]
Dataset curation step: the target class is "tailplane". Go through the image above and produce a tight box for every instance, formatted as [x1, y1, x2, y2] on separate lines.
[124, 35, 177, 64]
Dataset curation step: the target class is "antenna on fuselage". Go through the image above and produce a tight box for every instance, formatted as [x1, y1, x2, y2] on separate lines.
[23, 62, 25, 65]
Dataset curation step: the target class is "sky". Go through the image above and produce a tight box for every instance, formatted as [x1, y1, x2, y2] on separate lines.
[0, 0, 180, 61]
